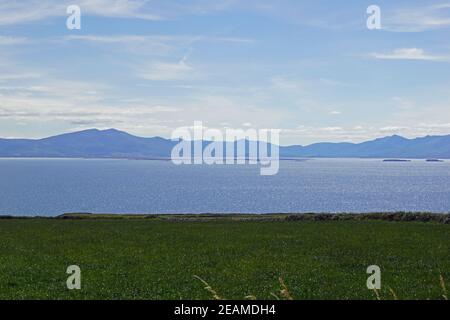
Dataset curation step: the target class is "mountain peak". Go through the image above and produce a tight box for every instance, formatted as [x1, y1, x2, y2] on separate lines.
[95, 128, 135, 137]
[374, 134, 407, 142]
[100, 128, 122, 134]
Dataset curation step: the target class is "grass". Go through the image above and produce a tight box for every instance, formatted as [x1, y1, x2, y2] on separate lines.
[0, 216, 448, 300]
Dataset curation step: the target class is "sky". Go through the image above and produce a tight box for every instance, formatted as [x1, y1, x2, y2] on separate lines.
[0, 0, 450, 145]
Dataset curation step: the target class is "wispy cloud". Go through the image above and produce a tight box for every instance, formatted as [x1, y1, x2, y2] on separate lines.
[0, 77, 179, 132]
[138, 55, 195, 81]
[64, 34, 253, 46]
[384, 3, 450, 32]
[0, 0, 161, 26]
[62, 34, 254, 57]
[0, 36, 29, 45]
[0, 0, 244, 26]
[64, 35, 175, 56]
[270, 76, 304, 92]
[282, 122, 450, 144]
[371, 48, 450, 62]
[65, 35, 166, 44]
[0, 73, 42, 81]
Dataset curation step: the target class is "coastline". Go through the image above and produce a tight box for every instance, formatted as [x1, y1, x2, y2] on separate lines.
[1, 212, 448, 224]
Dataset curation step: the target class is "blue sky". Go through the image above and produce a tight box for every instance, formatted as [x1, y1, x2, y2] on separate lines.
[0, 0, 450, 145]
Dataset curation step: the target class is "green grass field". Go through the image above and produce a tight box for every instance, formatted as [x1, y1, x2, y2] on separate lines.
[0, 217, 448, 300]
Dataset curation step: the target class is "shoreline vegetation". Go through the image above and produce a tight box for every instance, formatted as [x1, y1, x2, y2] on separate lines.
[1, 212, 449, 224]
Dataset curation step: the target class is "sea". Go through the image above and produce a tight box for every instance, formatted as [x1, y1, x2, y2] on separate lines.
[0, 158, 449, 216]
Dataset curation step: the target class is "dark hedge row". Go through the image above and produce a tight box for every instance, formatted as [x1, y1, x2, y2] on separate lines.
[286, 212, 450, 224]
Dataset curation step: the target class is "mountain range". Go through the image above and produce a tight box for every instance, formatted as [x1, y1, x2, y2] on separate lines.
[0, 128, 449, 159]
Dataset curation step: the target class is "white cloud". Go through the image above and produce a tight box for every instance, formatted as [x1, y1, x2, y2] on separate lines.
[65, 35, 163, 44]
[0, 36, 29, 45]
[64, 34, 253, 46]
[138, 57, 195, 81]
[321, 127, 343, 132]
[0, 73, 42, 81]
[0, 87, 179, 125]
[379, 126, 410, 132]
[0, 0, 161, 26]
[0, 0, 244, 26]
[392, 97, 415, 110]
[78, 0, 161, 20]
[64, 35, 174, 56]
[282, 122, 450, 145]
[318, 78, 353, 87]
[270, 76, 304, 92]
[142, 0, 237, 18]
[371, 48, 450, 62]
[418, 122, 450, 129]
[62, 34, 254, 57]
[384, 3, 450, 32]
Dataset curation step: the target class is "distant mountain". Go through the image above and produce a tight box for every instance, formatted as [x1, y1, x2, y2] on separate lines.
[0, 129, 176, 159]
[290, 134, 450, 158]
[0, 129, 449, 159]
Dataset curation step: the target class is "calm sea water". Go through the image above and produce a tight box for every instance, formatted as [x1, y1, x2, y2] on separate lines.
[0, 158, 449, 216]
